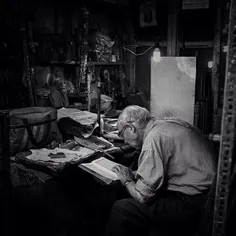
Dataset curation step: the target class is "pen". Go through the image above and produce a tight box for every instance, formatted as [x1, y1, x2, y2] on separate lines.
[97, 149, 116, 160]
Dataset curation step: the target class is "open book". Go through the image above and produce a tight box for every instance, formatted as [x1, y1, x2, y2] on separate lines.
[79, 157, 120, 185]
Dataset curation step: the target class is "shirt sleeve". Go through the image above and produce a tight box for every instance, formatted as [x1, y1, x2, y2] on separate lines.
[134, 140, 165, 201]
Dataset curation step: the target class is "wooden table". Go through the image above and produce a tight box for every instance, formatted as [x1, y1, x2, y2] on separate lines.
[10, 143, 139, 236]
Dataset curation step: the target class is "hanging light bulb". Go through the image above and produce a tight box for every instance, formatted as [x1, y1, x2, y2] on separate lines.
[152, 47, 161, 62]
[208, 61, 213, 69]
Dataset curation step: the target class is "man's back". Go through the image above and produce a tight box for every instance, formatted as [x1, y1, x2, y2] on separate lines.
[141, 118, 216, 195]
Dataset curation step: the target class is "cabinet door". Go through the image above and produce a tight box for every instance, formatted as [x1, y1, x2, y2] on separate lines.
[150, 57, 196, 124]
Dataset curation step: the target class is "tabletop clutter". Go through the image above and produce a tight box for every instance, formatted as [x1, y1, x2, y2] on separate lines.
[9, 106, 122, 173]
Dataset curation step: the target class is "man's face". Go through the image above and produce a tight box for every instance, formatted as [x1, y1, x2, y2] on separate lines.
[118, 123, 142, 149]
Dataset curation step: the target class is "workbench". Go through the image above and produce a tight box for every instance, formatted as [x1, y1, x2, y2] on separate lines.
[10, 142, 138, 236]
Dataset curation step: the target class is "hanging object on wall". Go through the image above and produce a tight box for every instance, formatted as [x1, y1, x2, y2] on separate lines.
[182, 0, 209, 10]
[140, 2, 158, 28]
[150, 57, 196, 124]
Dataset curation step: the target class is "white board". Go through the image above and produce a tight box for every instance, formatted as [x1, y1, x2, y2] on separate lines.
[150, 57, 196, 124]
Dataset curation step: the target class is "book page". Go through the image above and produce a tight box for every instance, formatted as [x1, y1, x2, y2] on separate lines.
[92, 157, 118, 172]
[81, 162, 118, 181]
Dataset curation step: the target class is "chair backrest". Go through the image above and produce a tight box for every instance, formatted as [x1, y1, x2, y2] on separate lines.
[0, 111, 11, 236]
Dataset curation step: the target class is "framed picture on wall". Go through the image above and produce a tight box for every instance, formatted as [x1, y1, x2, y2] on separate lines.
[140, 2, 158, 28]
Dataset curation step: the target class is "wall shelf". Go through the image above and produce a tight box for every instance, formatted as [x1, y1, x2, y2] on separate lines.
[87, 61, 125, 66]
[48, 61, 125, 66]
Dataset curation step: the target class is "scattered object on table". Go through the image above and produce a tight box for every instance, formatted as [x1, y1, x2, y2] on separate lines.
[57, 108, 100, 138]
[48, 152, 66, 159]
[89, 135, 114, 149]
[9, 107, 63, 155]
[58, 117, 99, 140]
[75, 136, 105, 150]
[74, 135, 114, 150]
[47, 140, 60, 149]
[98, 149, 116, 160]
[75, 136, 116, 160]
[58, 108, 97, 125]
[103, 118, 117, 133]
[25, 147, 95, 163]
[59, 140, 77, 150]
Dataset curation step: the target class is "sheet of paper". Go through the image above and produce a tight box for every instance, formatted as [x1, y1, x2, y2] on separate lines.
[58, 108, 98, 125]
[26, 147, 95, 163]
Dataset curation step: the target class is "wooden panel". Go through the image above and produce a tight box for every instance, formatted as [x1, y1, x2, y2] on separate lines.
[150, 57, 196, 124]
[135, 46, 152, 109]
[167, 0, 178, 56]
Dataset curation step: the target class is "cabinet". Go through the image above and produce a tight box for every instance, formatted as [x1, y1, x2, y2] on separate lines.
[34, 5, 127, 111]
[47, 60, 126, 111]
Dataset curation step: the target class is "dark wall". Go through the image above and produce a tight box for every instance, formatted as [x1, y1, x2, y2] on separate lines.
[132, 0, 216, 111]
[135, 46, 152, 109]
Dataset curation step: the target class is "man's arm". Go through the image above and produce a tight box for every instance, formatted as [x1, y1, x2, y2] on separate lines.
[113, 136, 166, 203]
[112, 151, 164, 203]
[112, 165, 146, 203]
[125, 181, 147, 203]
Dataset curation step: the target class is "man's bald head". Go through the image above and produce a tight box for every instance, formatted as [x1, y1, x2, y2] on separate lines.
[117, 106, 153, 149]
[118, 105, 152, 130]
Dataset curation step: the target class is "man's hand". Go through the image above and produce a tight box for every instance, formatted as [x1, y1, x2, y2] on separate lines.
[112, 165, 134, 185]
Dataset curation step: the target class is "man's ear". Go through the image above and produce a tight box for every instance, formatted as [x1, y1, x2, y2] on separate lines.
[130, 124, 137, 133]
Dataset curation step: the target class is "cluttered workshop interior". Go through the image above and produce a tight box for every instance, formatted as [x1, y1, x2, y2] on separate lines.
[1, 0, 236, 235]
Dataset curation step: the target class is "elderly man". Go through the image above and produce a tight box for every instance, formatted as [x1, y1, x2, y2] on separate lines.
[105, 105, 216, 236]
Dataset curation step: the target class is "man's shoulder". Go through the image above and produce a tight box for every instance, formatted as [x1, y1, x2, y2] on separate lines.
[143, 122, 172, 150]
[145, 119, 178, 138]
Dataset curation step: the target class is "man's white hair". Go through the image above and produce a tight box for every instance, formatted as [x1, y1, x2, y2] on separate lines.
[118, 105, 152, 128]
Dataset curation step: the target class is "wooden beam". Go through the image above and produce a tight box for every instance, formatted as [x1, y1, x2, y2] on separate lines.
[137, 41, 213, 48]
[212, 0, 223, 133]
[167, 0, 179, 56]
[124, 14, 136, 92]
[213, 1, 236, 235]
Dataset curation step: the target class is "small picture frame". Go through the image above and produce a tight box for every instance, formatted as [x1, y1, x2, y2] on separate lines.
[140, 2, 158, 28]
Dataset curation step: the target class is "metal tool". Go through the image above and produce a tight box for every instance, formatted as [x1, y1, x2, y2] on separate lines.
[96, 149, 116, 160]
[74, 136, 115, 160]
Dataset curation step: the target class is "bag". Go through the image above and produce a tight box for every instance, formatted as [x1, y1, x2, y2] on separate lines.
[9, 107, 63, 155]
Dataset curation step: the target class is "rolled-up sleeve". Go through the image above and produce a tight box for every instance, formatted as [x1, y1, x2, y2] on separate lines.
[135, 145, 164, 200]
